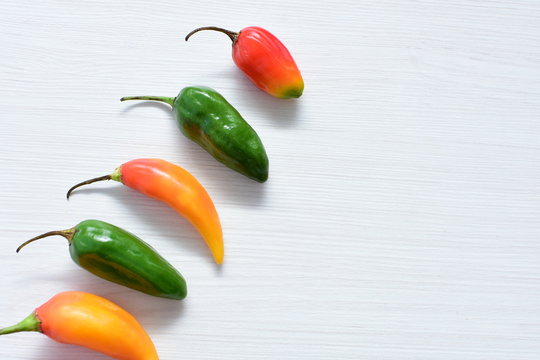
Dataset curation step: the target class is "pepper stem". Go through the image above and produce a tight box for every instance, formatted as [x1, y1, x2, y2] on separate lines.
[67, 167, 122, 199]
[185, 26, 239, 44]
[0, 312, 41, 335]
[120, 96, 175, 107]
[17, 228, 75, 253]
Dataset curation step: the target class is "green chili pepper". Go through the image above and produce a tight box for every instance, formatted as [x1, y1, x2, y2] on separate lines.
[121, 86, 269, 182]
[17, 219, 187, 300]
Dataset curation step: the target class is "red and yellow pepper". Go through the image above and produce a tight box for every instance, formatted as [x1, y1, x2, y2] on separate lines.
[186, 26, 304, 99]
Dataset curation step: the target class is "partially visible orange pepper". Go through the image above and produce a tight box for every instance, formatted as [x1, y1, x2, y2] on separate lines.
[67, 158, 224, 264]
[0, 291, 158, 360]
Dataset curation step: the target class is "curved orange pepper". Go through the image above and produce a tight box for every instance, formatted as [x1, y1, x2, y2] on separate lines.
[67, 158, 224, 264]
[0, 291, 158, 360]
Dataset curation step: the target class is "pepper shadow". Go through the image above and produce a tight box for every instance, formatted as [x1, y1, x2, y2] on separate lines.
[120, 99, 173, 114]
[236, 72, 302, 128]
[27, 261, 186, 324]
[172, 144, 269, 208]
[30, 341, 110, 360]
[67, 186, 214, 265]
[118, 101, 268, 207]
[26, 272, 185, 360]
[29, 283, 183, 360]
[213, 67, 303, 128]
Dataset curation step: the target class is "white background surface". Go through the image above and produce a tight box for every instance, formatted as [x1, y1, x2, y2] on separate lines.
[1, 1, 539, 359]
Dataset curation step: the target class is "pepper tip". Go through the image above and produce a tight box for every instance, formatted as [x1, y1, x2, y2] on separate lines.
[213, 252, 224, 265]
[281, 87, 303, 99]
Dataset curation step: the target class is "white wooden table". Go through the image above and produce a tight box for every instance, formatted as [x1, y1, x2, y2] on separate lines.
[1, 1, 539, 359]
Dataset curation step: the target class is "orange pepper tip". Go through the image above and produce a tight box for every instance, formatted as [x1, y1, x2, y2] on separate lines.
[211, 248, 224, 264]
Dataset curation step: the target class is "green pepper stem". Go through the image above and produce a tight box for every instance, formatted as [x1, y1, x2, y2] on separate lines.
[120, 96, 175, 107]
[17, 229, 75, 253]
[185, 26, 239, 44]
[0, 312, 41, 335]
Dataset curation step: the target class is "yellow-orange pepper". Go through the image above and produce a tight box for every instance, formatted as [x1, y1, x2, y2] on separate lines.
[0, 291, 158, 360]
[67, 158, 224, 264]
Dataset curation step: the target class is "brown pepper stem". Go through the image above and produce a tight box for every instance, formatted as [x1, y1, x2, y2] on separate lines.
[66, 175, 112, 199]
[17, 229, 75, 253]
[185, 26, 239, 44]
[120, 96, 175, 106]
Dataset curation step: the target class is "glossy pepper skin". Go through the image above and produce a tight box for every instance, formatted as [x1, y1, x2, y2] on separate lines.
[67, 159, 224, 264]
[0, 291, 159, 360]
[121, 86, 269, 182]
[185, 26, 304, 99]
[17, 219, 187, 300]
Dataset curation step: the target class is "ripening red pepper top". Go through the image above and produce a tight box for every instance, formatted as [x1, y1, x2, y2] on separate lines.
[186, 26, 304, 99]
[232, 26, 304, 98]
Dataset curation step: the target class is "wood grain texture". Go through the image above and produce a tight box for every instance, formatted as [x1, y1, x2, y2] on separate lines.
[0, 0, 539, 359]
